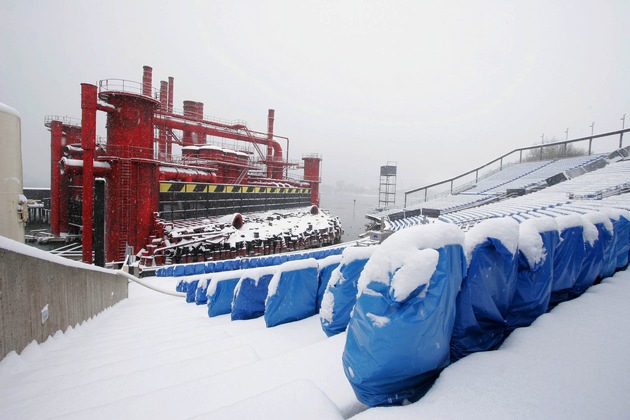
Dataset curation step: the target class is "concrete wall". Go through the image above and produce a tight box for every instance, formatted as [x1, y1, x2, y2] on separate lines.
[0, 240, 128, 360]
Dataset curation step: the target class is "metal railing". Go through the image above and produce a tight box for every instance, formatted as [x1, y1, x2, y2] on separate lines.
[44, 115, 81, 128]
[98, 79, 158, 99]
[404, 128, 630, 207]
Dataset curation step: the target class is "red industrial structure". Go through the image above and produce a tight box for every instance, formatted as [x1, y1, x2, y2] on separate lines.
[45, 66, 326, 265]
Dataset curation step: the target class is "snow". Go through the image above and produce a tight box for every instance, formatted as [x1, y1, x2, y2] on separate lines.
[0, 235, 112, 274]
[365, 313, 391, 328]
[358, 222, 464, 295]
[207, 269, 245, 296]
[1, 255, 630, 418]
[584, 211, 614, 234]
[0, 101, 21, 118]
[517, 217, 558, 267]
[464, 217, 519, 266]
[2, 268, 630, 418]
[319, 254, 343, 269]
[390, 248, 439, 302]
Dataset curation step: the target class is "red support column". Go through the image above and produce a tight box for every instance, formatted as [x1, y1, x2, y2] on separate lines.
[167, 77, 174, 158]
[50, 121, 63, 236]
[80, 83, 97, 263]
[267, 109, 275, 178]
[302, 155, 322, 207]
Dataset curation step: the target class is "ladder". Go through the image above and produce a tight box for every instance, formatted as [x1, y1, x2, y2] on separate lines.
[118, 152, 132, 260]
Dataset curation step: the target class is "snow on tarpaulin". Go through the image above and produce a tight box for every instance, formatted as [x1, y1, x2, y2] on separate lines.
[549, 215, 587, 307]
[316, 254, 343, 312]
[571, 212, 610, 297]
[320, 247, 377, 337]
[342, 223, 466, 406]
[231, 267, 277, 321]
[450, 217, 519, 362]
[507, 217, 559, 330]
[264, 259, 319, 328]
[207, 270, 244, 317]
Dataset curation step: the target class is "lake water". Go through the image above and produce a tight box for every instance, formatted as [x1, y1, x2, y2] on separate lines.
[320, 192, 379, 241]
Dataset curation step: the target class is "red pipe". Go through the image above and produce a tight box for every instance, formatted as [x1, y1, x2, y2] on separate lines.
[142, 66, 153, 97]
[80, 83, 97, 263]
[155, 114, 284, 163]
[60, 157, 111, 176]
[50, 121, 63, 236]
[159, 167, 216, 183]
[267, 109, 275, 178]
[167, 77, 174, 157]
[167, 76, 174, 113]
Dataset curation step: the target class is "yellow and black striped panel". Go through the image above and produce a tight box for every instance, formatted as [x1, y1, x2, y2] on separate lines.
[160, 182, 310, 194]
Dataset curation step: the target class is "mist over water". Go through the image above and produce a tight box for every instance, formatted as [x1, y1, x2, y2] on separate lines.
[320, 192, 378, 242]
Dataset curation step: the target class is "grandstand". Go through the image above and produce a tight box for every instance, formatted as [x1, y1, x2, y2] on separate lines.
[368, 130, 630, 233]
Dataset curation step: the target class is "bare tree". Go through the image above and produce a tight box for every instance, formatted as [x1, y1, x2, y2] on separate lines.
[523, 137, 586, 162]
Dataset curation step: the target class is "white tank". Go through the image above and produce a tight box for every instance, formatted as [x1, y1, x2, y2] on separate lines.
[0, 102, 25, 242]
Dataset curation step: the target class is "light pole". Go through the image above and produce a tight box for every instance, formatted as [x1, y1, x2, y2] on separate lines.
[564, 128, 569, 156]
[621, 114, 626, 148]
[589, 122, 595, 155]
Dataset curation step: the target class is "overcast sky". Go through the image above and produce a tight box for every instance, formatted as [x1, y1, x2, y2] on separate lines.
[2, 0, 629, 191]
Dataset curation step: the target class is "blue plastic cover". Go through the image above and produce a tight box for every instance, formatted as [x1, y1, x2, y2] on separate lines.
[550, 225, 585, 306]
[185, 279, 200, 303]
[207, 275, 241, 317]
[571, 231, 604, 298]
[507, 229, 559, 330]
[184, 265, 195, 276]
[342, 244, 466, 406]
[450, 237, 518, 362]
[205, 262, 216, 274]
[175, 279, 187, 293]
[614, 214, 630, 269]
[231, 272, 275, 320]
[195, 278, 209, 305]
[316, 256, 342, 313]
[320, 255, 372, 337]
[174, 265, 185, 277]
[194, 263, 205, 275]
[601, 213, 630, 277]
[264, 259, 319, 328]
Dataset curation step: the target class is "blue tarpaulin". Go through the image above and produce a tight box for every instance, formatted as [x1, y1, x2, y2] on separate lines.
[185, 279, 200, 303]
[320, 247, 376, 337]
[231, 269, 276, 320]
[207, 271, 243, 317]
[614, 214, 630, 269]
[450, 235, 518, 362]
[571, 221, 609, 297]
[264, 259, 319, 328]
[507, 224, 559, 330]
[343, 243, 466, 406]
[195, 278, 209, 305]
[550, 223, 585, 306]
[316, 255, 343, 313]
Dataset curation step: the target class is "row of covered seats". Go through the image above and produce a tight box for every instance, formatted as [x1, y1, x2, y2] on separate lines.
[337, 208, 629, 407]
[159, 246, 345, 278]
[175, 247, 369, 328]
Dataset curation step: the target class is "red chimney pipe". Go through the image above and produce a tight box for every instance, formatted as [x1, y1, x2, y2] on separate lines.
[267, 109, 275, 178]
[142, 66, 153, 97]
[50, 121, 63, 236]
[167, 76, 174, 113]
[80, 83, 97, 263]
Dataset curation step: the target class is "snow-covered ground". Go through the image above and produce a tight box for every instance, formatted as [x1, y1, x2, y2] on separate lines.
[1, 268, 629, 419]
